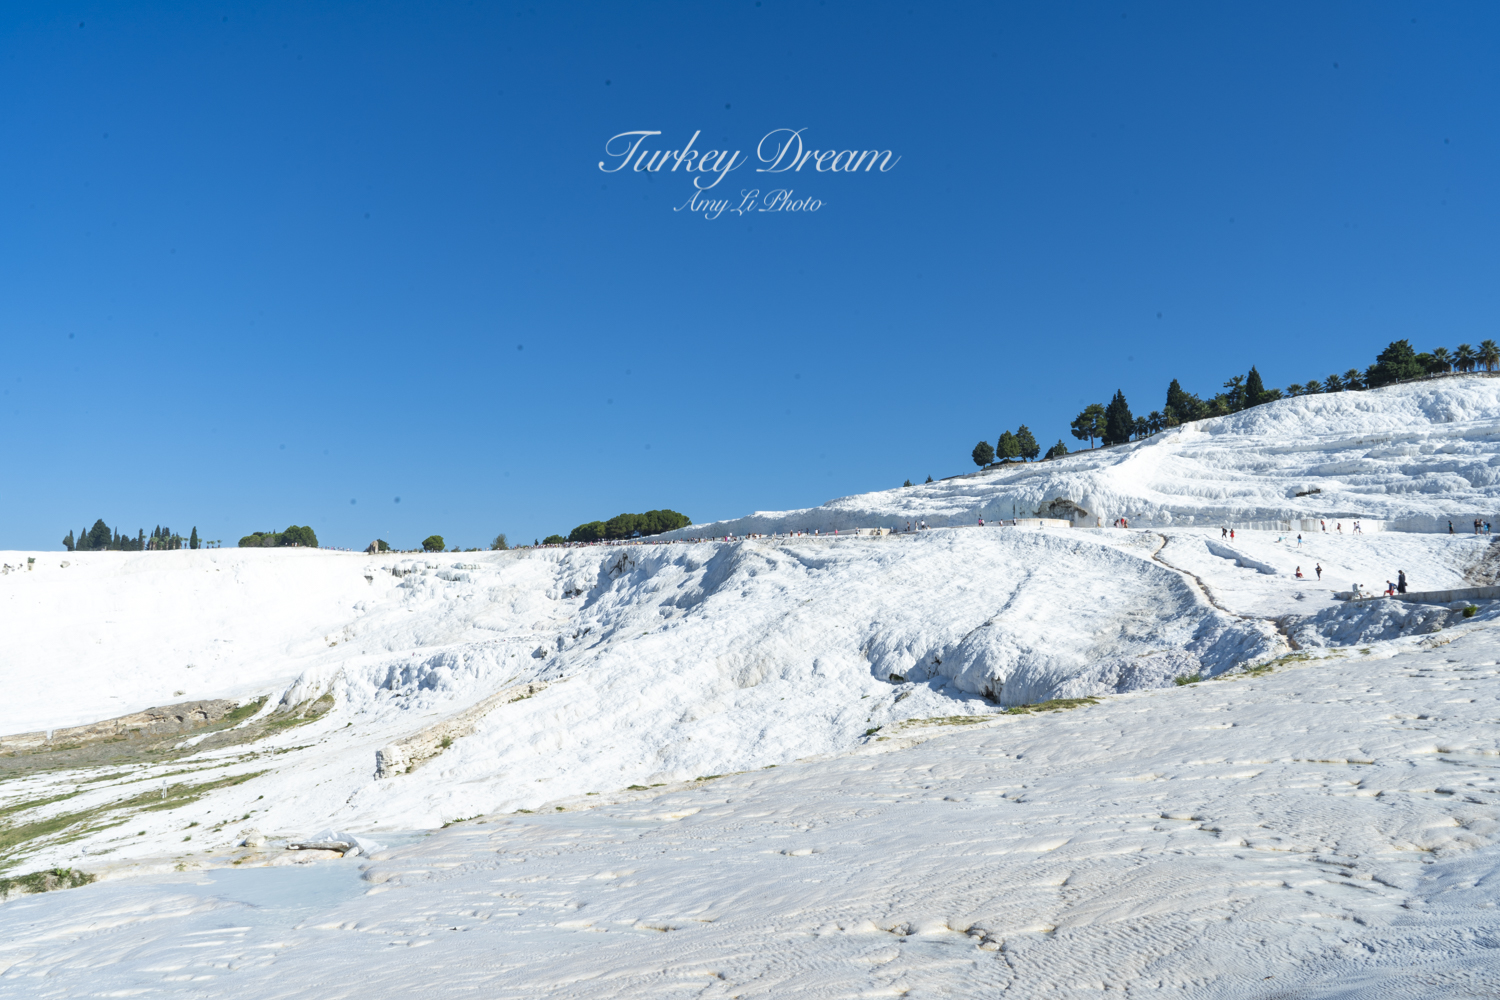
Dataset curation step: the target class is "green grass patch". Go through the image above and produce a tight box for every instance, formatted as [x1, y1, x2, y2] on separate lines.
[899, 715, 993, 728]
[126, 770, 267, 813]
[1174, 674, 1202, 686]
[627, 784, 649, 791]
[1004, 698, 1099, 715]
[0, 790, 81, 821]
[2, 767, 270, 864]
[0, 806, 103, 856]
[221, 697, 269, 726]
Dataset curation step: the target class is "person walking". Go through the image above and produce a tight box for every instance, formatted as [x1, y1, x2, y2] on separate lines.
[1230, 529, 1235, 540]
[1222, 526, 1228, 539]
[978, 516, 984, 527]
[1397, 570, 1407, 594]
[1297, 533, 1303, 546]
[1321, 520, 1327, 532]
[1449, 521, 1455, 534]
[1315, 563, 1322, 580]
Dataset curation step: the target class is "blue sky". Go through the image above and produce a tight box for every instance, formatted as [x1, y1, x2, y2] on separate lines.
[2, 2, 1496, 549]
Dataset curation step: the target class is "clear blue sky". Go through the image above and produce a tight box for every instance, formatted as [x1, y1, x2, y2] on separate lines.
[2, 2, 1496, 550]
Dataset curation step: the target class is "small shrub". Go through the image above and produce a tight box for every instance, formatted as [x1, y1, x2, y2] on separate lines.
[1463, 605, 1479, 618]
[1174, 674, 1202, 686]
[627, 784, 648, 790]
[0, 867, 96, 899]
[864, 727, 882, 736]
[439, 736, 453, 749]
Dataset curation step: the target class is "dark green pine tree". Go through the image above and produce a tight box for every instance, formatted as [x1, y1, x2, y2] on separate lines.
[63, 530, 75, 552]
[1103, 390, 1134, 446]
[1015, 425, 1039, 461]
[1165, 379, 1193, 421]
[1244, 367, 1268, 407]
[190, 526, 199, 550]
[136, 529, 145, 550]
[1367, 339, 1426, 387]
[997, 430, 1021, 461]
[925, 475, 933, 483]
[972, 440, 995, 468]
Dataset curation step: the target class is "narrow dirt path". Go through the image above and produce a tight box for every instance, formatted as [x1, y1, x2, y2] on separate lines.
[1149, 532, 1298, 650]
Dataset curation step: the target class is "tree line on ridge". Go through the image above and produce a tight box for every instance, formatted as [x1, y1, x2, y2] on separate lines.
[965, 338, 1498, 471]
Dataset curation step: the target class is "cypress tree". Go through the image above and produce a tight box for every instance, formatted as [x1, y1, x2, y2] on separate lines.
[1103, 390, 1134, 446]
[190, 527, 199, 550]
[63, 530, 74, 552]
[1165, 379, 1192, 418]
[1244, 367, 1268, 407]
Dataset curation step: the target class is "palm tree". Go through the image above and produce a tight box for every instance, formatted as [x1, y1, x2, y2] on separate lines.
[1147, 410, 1164, 434]
[1325, 373, 1345, 392]
[1455, 344, 1476, 372]
[1285, 383, 1304, 397]
[1304, 378, 1324, 394]
[1431, 347, 1453, 372]
[1480, 339, 1499, 372]
[1343, 369, 1364, 390]
[1133, 416, 1149, 440]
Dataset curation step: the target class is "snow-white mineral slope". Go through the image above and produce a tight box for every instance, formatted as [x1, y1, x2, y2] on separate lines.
[3, 375, 1500, 998]
[5, 629, 1500, 998]
[662, 374, 1500, 538]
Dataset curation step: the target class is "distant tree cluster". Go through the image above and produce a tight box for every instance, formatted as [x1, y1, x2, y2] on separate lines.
[65, 519, 201, 551]
[968, 338, 1490, 471]
[541, 534, 567, 545]
[238, 525, 319, 548]
[1051, 338, 1497, 461]
[567, 509, 690, 543]
[970, 425, 1038, 469]
[422, 535, 445, 552]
